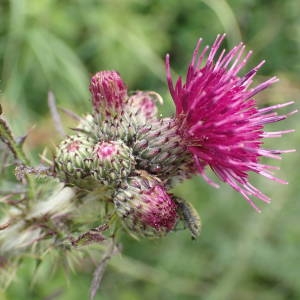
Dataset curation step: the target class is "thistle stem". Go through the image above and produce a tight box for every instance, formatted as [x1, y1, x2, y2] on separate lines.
[0, 117, 35, 202]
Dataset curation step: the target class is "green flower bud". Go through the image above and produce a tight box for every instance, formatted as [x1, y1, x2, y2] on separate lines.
[94, 112, 136, 143]
[114, 172, 178, 238]
[75, 113, 133, 143]
[90, 140, 135, 185]
[54, 135, 95, 186]
[76, 92, 162, 143]
[133, 118, 196, 186]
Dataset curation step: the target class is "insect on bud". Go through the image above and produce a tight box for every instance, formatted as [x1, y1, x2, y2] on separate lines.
[174, 197, 201, 239]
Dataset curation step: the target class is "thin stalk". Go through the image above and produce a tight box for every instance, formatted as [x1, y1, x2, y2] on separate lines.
[0, 117, 35, 202]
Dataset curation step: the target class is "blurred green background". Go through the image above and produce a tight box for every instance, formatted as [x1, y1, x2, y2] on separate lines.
[1, 0, 300, 299]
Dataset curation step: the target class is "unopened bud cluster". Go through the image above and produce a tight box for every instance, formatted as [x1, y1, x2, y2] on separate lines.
[55, 35, 293, 238]
[54, 70, 198, 238]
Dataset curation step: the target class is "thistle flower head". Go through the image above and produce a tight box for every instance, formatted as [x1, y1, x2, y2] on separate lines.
[166, 34, 296, 211]
[89, 70, 128, 112]
[114, 172, 178, 238]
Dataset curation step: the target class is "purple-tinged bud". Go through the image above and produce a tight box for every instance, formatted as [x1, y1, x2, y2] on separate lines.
[90, 140, 135, 185]
[113, 172, 178, 238]
[126, 91, 161, 127]
[89, 71, 128, 112]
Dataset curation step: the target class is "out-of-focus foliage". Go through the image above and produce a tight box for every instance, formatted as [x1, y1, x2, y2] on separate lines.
[0, 0, 300, 299]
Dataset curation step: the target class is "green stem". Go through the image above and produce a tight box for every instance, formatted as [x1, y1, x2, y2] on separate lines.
[0, 117, 35, 201]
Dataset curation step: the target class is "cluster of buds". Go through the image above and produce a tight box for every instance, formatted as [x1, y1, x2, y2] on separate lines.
[54, 70, 194, 238]
[54, 34, 294, 239]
